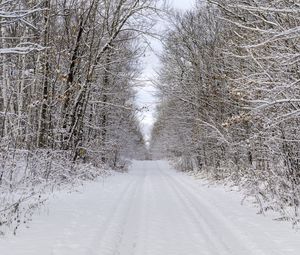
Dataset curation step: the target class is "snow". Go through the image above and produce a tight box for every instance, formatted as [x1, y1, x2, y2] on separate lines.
[0, 160, 299, 255]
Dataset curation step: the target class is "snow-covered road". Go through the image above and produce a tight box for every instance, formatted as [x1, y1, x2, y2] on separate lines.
[1, 160, 299, 255]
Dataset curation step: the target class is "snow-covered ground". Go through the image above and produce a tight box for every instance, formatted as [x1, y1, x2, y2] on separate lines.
[0, 160, 299, 255]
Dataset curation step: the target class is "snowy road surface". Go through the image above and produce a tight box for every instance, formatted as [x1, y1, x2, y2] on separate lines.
[1, 160, 299, 255]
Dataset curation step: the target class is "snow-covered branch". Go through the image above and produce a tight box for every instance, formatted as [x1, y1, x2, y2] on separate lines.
[0, 43, 46, 54]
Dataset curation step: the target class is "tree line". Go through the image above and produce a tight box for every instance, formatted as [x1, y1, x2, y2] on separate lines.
[0, 0, 157, 234]
[151, 0, 300, 224]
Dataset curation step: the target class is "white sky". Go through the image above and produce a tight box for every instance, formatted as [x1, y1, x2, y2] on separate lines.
[136, 0, 195, 140]
[135, 0, 195, 143]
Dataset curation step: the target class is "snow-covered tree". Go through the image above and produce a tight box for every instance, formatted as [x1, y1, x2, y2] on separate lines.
[151, 0, 300, 223]
[0, 0, 159, 234]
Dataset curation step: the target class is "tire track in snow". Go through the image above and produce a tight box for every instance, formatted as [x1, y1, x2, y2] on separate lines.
[160, 164, 280, 255]
[157, 164, 230, 255]
[113, 167, 149, 255]
[93, 171, 146, 255]
[144, 165, 200, 255]
[118, 161, 207, 255]
[51, 177, 138, 255]
[174, 172, 285, 255]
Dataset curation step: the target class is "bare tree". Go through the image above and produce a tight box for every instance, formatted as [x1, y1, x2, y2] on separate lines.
[151, 0, 300, 224]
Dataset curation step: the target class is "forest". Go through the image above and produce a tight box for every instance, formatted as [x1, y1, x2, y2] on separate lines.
[151, 0, 300, 225]
[0, 0, 155, 234]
